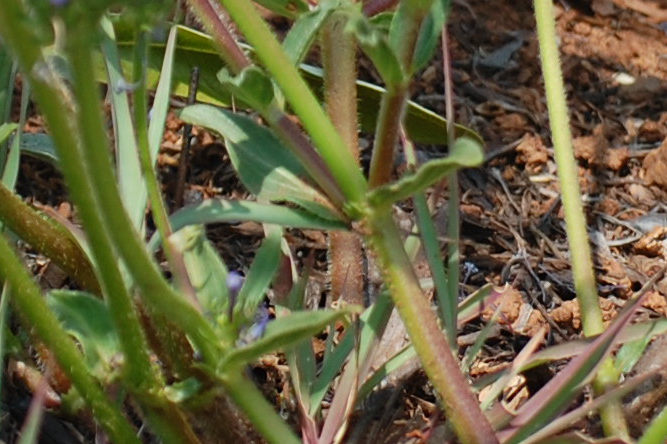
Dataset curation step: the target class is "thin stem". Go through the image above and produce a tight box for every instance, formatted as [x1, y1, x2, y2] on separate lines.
[0, 235, 140, 444]
[368, 85, 408, 187]
[368, 210, 498, 444]
[533, 0, 628, 438]
[215, 0, 367, 205]
[221, 371, 300, 444]
[442, 28, 459, 349]
[368, 0, 431, 188]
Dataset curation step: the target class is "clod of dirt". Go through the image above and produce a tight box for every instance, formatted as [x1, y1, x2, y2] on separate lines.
[643, 137, 667, 188]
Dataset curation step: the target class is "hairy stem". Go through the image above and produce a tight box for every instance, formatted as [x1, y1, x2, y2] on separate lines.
[368, 210, 498, 444]
[0, 182, 100, 294]
[321, 11, 364, 304]
[533, 0, 628, 438]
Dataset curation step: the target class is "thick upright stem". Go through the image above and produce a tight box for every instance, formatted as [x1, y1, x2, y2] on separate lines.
[368, 210, 498, 444]
[321, 12, 364, 305]
[533, 0, 628, 438]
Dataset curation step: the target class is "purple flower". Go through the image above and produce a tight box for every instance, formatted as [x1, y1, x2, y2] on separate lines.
[50, 0, 69, 7]
[226, 271, 244, 294]
[226, 271, 244, 320]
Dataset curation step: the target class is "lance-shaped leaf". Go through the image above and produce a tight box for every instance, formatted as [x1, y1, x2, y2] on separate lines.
[346, 12, 406, 87]
[501, 291, 652, 443]
[100, 17, 143, 229]
[170, 225, 229, 321]
[367, 136, 484, 208]
[411, 0, 450, 73]
[236, 225, 283, 320]
[283, 0, 338, 65]
[219, 307, 358, 371]
[45, 291, 121, 381]
[180, 104, 341, 221]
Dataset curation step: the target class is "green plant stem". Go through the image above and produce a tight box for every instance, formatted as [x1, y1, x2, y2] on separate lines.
[442, 28, 459, 350]
[215, 0, 367, 205]
[0, 182, 100, 294]
[368, 85, 408, 187]
[221, 370, 300, 444]
[533, 0, 628, 438]
[321, 11, 364, 304]
[0, 235, 140, 444]
[368, 0, 431, 188]
[368, 210, 498, 444]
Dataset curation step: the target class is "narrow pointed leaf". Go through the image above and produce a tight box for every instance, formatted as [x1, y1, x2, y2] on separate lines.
[346, 13, 406, 87]
[411, 0, 450, 72]
[237, 225, 283, 319]
[100, 17, 143, 228]
[283, 2, 337, 65]
[368, 137, 484, 208]
[217, 66, 276, 112]
[0, 123, 17, 145]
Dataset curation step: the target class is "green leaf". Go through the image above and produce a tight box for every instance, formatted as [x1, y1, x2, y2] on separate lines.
[148, 199, 347, 252]
[100, 17, 144, 229]
[15, 133, 59, 165]
[368, 137, 484, 208]
[237, 225, 283, 319]
[163, 378, 203, 404]
[310, 292, 393, 415]
[45, 290, 121, 381]
[106, 23, 482, 146]
[346, 13, 406, 87]
[283, 2, 337, 65]
[170, 225, 229, 320]
[217, 66, 276, 112]
[284, 270, 317, 412]
[148, 25, 178, 168]
[0, 123, 17, 145]
[411, 0, 450, 72]
[219, 307, 357, 371]
[180, 104, 340, 220]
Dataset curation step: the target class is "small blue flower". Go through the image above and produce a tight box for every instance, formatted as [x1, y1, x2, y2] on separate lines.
[226, 271, 244, 294]
[51, 0, 69, 6]
[226, 271, 244, 320]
